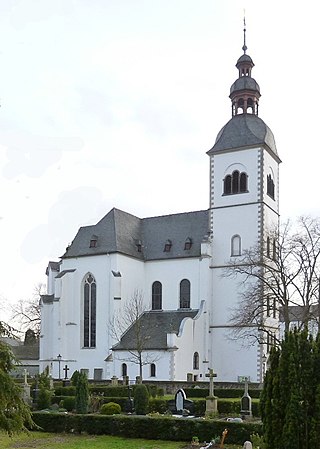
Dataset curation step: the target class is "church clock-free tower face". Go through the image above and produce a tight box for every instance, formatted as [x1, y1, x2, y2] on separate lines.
[206, 31, 281, 383]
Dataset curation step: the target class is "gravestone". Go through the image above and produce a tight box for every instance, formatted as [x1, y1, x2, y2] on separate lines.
[167, 388, 194, 415]
[21, 369, 31, 405]
[124, 386, 134, 413]
[175, 388, 186, 413]
[240, 377, 252, 418]
[243, 441, 253, 449]
[205, 368, 218, 415]
[111, 375, 118, 386]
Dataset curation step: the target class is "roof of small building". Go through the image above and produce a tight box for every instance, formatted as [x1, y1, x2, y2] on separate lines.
[11, 343, 39, 361]
[279, 304, 319, 323]
[62, 208, 210, 261]
[0, 337, 39, 361]
[45, 261, 60, 275]
[112, 309, 199, 351]
[207, 113, 278, 157]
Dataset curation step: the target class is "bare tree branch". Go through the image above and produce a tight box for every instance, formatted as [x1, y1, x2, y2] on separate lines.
[10, 283, 45, 338]
[110, 289, 160, 381]
[224, 216, 320, 346]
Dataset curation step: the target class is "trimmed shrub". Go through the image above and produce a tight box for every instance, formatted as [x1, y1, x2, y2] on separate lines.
[31, 412, 263, 444]
[183, 387, 262, 399]
[100, 402, 121, 415]
[147, 385, 158, 398]
[60, 396, 75, 412]
[54, 386, 76, 396]
[75, 372, 89, 414]
[37, 385, 53, 410]
[88, 386, 129, 397]
[70, 370, 80, 386]
[133, 384, 149, 415]
[148, 398, 168, 414]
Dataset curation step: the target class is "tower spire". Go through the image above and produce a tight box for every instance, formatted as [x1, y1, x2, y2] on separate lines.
[242, 11, 247, 54]
[229, 17, 261, 116]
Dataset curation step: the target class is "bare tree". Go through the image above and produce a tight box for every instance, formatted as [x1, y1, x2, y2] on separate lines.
[110, 290, 160, 382]
[10, 283, 45, 338]
[224, 216, 320, 345]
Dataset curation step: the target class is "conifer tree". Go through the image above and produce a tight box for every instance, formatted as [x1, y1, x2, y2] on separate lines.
[260, 347, 281, 449]
[75, 372, 89, 414]
[0, 341, 34, 434]
[309, 334, 320, 449]
[261, 330, 320, 449]
[281, 351, 301, 449]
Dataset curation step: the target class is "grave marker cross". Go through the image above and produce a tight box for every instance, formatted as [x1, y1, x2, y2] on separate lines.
[63, 364, 69, 379]
[205, 368, 217, 397]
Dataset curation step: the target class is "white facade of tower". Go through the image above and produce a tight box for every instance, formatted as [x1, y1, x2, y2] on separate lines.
[208, 145, 280, 382]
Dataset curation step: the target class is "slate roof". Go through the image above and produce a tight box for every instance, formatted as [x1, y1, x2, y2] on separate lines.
[41, 294, 54, 304]
[0, 337, 39, 361]
[279, 304, 319, 323]
[62, 208, 210, 261]
[230, 76, 260, 95]
[46, 261, 60, 275]
[112, 309, 199, 351]
[207, 113, 278, 157]
[11, 343, 39, 361]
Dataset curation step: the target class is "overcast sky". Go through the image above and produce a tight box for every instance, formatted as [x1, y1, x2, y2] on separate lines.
[1, 0, 319, 321]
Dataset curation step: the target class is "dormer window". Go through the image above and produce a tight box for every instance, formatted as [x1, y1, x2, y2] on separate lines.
[184, 237, 192, 250]
[136, 240, 142, 252]
[164, 239, 172, 252]
[89, 235, 98, 248]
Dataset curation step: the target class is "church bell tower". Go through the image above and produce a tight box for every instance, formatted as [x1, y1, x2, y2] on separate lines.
[206, 24, 281, 382]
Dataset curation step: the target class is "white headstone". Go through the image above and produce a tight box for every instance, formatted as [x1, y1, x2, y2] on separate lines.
[243, 441, 253, 449]
[175, 388, 186, 412]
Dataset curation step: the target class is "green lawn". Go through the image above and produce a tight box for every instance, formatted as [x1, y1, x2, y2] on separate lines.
[0, 432, 242, 448]
[0, 432, 186, 449]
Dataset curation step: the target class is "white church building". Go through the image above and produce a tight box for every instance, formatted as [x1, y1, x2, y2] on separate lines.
[40, 36, 281, 384]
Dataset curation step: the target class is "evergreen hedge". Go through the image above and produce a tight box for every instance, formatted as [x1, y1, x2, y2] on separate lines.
[133, 384, 149, 415]
[121, 397, 260, 417]
[183, 387, 261, 399]
[54, 384, 261, 399]
[32, 412, 262, 444]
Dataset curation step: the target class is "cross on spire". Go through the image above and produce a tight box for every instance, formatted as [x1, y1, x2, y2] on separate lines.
[242, 11, 247, 54]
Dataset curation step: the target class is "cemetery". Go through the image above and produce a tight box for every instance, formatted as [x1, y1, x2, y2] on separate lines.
[19, 366, 262, 447]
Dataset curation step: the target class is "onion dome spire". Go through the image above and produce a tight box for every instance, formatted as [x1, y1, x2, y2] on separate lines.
[229, 19, 261, 117]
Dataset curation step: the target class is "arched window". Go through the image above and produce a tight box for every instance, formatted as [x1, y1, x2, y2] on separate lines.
[121, 363, 127, 377]
[247, 98, 253, 113]
[272, 239, 277, 260]
[232, 170, 239, 193]
[266, 236, 270, 258]
[231, 235, 241, 256]
[193, 352, 199, 370]
[152, 281, 162, 310]
[267, 174, 275, 199]
[180, 279, 191, 308]
[150, 363, 156, 377]
[83, 273, 96, 348]
[240, 172, 248, 192]
[224, 170, 248, 195]
[224, 174, 232, 194]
